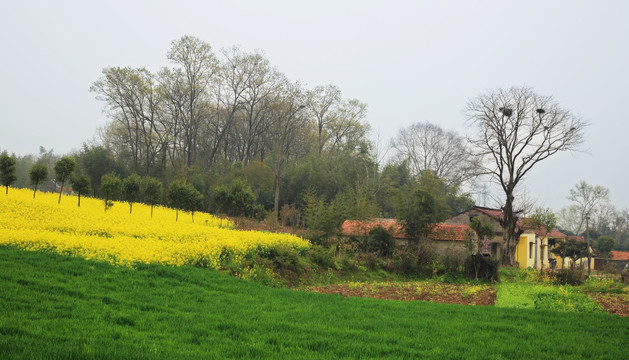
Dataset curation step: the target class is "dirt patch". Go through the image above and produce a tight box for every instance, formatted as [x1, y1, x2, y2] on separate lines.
[304, 282, 496, 306]
[586, 293, 629, 317]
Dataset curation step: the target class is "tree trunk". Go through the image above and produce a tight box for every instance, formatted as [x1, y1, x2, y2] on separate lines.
[274, 172, 281, 214]
[57, 181, 64, 204]
[500, 193, 519, 266]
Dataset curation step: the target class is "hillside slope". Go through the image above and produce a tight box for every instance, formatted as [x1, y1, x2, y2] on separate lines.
[1, 246, 627, 359]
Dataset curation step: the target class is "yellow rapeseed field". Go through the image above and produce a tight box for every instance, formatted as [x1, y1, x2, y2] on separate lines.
[0, 187, 310, 268]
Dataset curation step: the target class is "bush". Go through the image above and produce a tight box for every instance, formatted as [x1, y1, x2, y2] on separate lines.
[393, 248, 419, 276]
[365, 226, 395, 257]
[240, 262, 284, 287]
[553, 268, 585, 286]
[265, 245, 303, 275]
[360, 252, 379, 271]
[301, 189, 346, 236]
[308, 245, 336, 269]
[304, 231, 328, 246]
[279, 203, 299, 227]
[438, 251, 465, 277]
[337, 253, 358, 272]
[416, 243, 438, 276]
[464, 255, 499, 282]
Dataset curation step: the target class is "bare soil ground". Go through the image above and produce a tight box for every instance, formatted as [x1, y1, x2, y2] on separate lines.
[304, 282, 497, 306]
[304, 282, 629, 317]
[586, 293, 629, 317]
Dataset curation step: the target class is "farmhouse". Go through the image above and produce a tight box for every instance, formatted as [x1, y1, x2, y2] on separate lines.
[443, 207, 507, 258]
[444, 206, 574, 269]
[344, 206, 584, 269]
[340, 218, 476, 257]
[594, 250, 629, 272]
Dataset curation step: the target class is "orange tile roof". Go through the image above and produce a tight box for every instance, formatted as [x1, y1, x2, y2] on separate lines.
[546, 229, 567, 238]
[430, 224, 475, 241]
[340, 219, 405, 238]
[475, 207, 504, 220]
[340, 219, 474, 241]
[611, 250, 629, 261]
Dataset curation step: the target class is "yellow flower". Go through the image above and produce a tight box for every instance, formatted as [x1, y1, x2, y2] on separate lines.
[0, 187, 309, 268]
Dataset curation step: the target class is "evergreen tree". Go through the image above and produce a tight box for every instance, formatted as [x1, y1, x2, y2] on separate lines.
[54, 156, 76, 204]
[0, 153, 17, 195]
[70, 175, 90, 207]
[29, 164, 48, 198]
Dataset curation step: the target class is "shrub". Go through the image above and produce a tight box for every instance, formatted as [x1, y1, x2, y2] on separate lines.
[360, 252, 379, 271]
[464, 255, 499, 282]
[304, 231, 328, 246]
[439, 251, 465, 276]
[553, 268, 585, 286]
[301, 189, 346, 236]
[366, 226, 395, 257]
[279, 203, 299, 227]
[308, 245, 335, 269]
[240, 262, 283, 287]
[416, 243, 438, 276]
[267, 245, 303, 275]
[337, 253, 358, 272]
[393, 248, 419, 276]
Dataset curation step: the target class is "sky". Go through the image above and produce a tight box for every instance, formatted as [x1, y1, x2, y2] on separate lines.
[1, 0, 628, 212]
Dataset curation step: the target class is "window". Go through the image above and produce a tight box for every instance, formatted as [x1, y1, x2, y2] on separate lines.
[529, 243, 534, 259]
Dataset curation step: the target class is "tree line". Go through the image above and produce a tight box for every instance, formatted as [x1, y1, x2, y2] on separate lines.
[6, 35, 629, 264]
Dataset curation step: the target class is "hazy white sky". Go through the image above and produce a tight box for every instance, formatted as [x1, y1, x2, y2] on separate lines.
[1, 0, 628, 211]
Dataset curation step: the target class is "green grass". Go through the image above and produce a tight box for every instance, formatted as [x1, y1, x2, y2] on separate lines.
[495, 283, 604, 312]
[1, 246, 627, 359]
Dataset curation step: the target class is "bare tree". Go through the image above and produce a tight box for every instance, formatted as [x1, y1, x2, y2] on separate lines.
[567, 181, 609, 234]
[267, 79, 308, 213]
[306, 84, 341, 155]
[232, 50, 279, 163]
[391, 122, 479, 189]
[466, 86, 586, 266]
[201, 46, 252, 165]
[166, 35, 218, 167]
[91, 67, 163, 174]
[157, 67, 189, 170]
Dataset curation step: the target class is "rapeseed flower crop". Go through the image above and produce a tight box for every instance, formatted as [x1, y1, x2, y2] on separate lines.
[0, 187, 309, 268]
